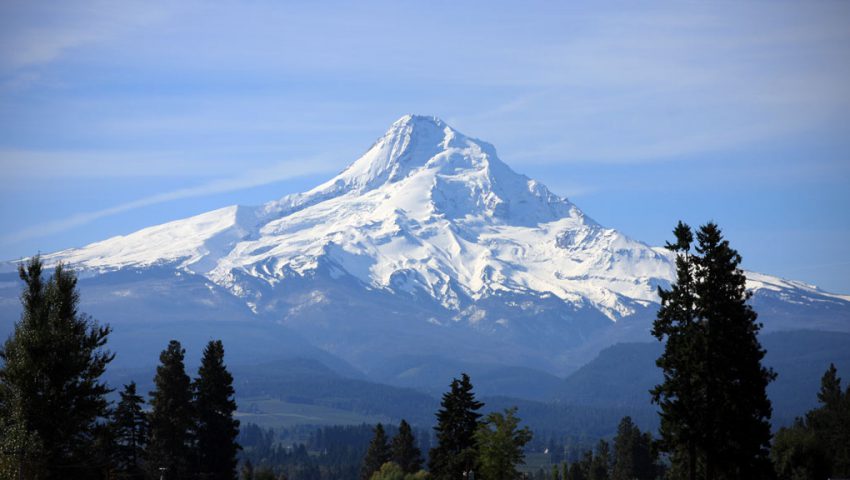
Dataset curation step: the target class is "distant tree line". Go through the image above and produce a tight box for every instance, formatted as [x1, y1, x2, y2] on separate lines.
[359, 376, 665, 480]
[357, 372, 533, 480]
[0, 256, 240, 479]
[237, 423, 432, 480]
[521, 416, 659, 480]
[771, 363, 850, 479]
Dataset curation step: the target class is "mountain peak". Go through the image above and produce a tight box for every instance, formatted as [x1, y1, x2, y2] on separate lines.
[296, 114, 472, 199]
[341, 114, 459, 189]
[11, 114, 848, 358]
[391, 113, 448, 129]
[261, 114, 574, 227]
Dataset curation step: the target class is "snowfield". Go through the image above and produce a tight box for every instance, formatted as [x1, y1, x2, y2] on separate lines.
[7, 115, 847, 373]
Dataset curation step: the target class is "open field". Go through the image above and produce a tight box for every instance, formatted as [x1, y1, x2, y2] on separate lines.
[235, 396, 389, 429]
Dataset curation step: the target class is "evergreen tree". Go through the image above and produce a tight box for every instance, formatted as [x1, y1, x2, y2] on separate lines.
[390, 419, 423, 473]
[808, 363, 850, 473]
[771, 418, 829, 480]
[147, 340, 195, 479]
[110, 382, 148, 478]
[474, 407, 532, 480]
[0, 257, 113, 478]
[694, 223, 775, 478]
[772, 363, 850, 479]
[651, 222, 776, 479]
[361, 423, 390, 480]
[428, 373, 484, 480]
[195, 340, 241, 480]
[611, 416, 656, 480]
[650, 222, 702, 480]
[589, 440, 610, 480]
[570, 459, 587, 480]
[816, 363, 842, 406]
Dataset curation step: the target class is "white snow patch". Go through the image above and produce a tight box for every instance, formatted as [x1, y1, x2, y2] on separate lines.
[21, 115, 848, 324]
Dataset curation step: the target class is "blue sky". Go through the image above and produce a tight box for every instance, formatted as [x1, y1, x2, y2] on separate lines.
[1, 1, 849, 292]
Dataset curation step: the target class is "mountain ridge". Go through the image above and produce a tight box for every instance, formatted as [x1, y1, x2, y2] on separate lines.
[20, 115, 680, 319]
[2, 115, 848, 375]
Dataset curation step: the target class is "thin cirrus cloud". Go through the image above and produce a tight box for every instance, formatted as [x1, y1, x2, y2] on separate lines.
[0, 158, 336, 246]
[0, 0, 173, 70]
[3, 2, 847, 167]
[456, 6, 850, 165]
[1, 0, 849, 294]
[0, 149, 245, 179]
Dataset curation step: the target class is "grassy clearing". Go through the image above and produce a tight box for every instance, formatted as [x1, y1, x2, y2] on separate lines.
[235, 396, 390, 429]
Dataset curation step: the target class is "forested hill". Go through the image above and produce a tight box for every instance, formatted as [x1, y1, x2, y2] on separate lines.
[553, 329, 850, 426]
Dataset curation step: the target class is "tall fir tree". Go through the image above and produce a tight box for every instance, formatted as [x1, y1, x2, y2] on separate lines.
[651, 222, 775, 480]
[390, 419, 423, 474]
[195, 340, 241, 480]
[694, 222, 775, 478]
[147, 340, 195, 479]
[110, 382, 148, 478]
[808, 364, 850, 474]
[360, 423, 390, 480]
[611, 416, 657, 480]
[0, 257, 113, 479]
[650, 221, 703, 480]
[428, 373, 484, 480]
[474, 407, 533, 480]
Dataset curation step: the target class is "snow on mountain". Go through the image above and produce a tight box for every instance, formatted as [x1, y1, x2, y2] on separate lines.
[6, 114, 848, 372]
[745, 271, 850, 304]
[37, 115, 677, 321]
[39, 205, 259, 274]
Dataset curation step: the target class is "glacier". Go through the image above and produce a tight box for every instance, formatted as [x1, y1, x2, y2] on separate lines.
[1, 114, 848, 375]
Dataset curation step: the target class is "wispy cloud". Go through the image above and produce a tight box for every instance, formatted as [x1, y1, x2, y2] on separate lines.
[0, 1, 175, 71]
[2, 1, 849, 291]
[0, 149, 244, 179]
[5, 2, 847, 166]
[455, 3, 850, 165]
[0, 157, 336, 245]
[504, 109, 818, 165]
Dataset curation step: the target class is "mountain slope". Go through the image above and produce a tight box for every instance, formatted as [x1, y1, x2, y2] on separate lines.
[32, 115, 675, 318]
[551, 330, 850, 427]
[2, 115, 848, 375]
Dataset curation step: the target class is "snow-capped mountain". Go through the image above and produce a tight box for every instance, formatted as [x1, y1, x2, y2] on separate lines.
[2, 115, 848, 374]
[36, 115, 675, 318]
